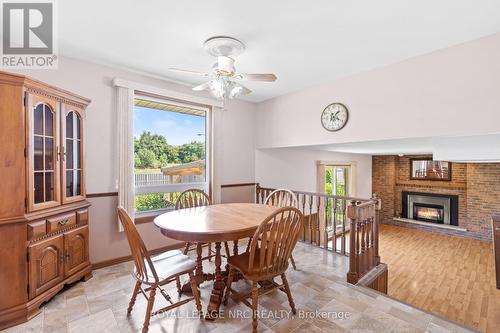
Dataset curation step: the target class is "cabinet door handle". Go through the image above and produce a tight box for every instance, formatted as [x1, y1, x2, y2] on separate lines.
[56, 146, 60, 161]
[58, 219, 68, 226]
[62, 146, 66, 162]
[59, 253, 64, 264]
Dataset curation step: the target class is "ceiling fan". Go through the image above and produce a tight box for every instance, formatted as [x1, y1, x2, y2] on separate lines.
[169, 36, 277, 100]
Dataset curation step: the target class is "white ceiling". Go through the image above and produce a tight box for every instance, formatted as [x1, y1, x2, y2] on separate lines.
[312, 137, 434, 155]
[59, 0, 500, 102]
[310, 134, 500, 162]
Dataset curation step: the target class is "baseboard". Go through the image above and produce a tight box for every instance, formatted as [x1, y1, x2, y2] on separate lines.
[91, 243, 184, 270]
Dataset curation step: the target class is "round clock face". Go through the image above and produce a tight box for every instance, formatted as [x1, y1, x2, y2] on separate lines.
[321, 103, 349, 131]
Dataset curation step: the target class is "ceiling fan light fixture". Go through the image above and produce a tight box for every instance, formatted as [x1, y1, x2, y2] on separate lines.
[229, 84, 244, 99]
[208, 78, 226, 99]
[207, 77, 244, 100]
[175, 36, 275, 100]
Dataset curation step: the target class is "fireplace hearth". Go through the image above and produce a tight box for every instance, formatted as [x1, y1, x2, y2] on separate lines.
[402, 191, 458, 226]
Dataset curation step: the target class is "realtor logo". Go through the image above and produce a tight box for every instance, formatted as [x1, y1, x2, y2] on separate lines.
[1, 0, 57, 68]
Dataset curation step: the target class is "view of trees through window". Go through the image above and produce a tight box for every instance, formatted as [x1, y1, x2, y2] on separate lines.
[325, 166, 350, 223]
[134, 99, 207, 212]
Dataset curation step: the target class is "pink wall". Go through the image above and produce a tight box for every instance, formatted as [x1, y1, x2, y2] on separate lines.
[16, 57, 257, 263]
[256, 33, 500, 149]
[255, 148, 372, 198]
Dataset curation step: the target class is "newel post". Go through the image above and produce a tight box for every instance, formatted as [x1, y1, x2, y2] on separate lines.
[346, 200, 358, 284]
[372, 193, 382, 265]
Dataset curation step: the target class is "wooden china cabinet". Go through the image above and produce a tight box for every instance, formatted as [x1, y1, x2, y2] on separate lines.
[0, 71, 92, 330]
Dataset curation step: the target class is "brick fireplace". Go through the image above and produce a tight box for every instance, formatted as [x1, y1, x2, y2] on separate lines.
[372, 155, 500, 241]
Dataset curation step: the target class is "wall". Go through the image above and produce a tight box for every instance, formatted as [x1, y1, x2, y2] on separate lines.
[373, 155, 500, 241]
[255, 148, 372, 198]
[15, 56, 257, 263]
[221, 185, 256, 204]
[256, 33, 500, 149]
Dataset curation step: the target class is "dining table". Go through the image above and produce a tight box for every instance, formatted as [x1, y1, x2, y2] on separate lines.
[153, 202, 276, 319]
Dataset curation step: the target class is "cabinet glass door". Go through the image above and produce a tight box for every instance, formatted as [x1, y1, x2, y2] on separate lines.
[62, 107, 84, 202]
[30, 97, 60, 211]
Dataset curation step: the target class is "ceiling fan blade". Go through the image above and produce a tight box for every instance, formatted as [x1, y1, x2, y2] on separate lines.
[192, 82, 211, 91]
[238, 84, 252, 95]
[234, 73, 277, 82]
[168, 68, 210, 77]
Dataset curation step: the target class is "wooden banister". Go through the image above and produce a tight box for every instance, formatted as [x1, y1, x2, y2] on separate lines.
[493, 215, 500, 289]
[255, 185, 381, 284]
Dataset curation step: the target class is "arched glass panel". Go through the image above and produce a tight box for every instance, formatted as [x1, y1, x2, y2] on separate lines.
[65, 111, 82, 197]
[33, 103, 56, 204]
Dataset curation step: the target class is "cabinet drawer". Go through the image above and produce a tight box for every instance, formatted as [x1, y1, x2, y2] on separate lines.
[47, 213, 76, 233]
[76, 209, 89, 225]
[28, 220, 46, 240]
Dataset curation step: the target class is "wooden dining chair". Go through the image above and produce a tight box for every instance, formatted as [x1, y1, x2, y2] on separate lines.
[175, 189, 230, 260]
[262, 189, 299, 270]
[264, 188, 299, 208]
[117, 207, 202, 333]
[223, 207, 303, 333]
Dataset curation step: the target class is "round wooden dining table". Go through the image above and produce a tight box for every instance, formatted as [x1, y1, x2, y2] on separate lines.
[153, 203, 276, 319]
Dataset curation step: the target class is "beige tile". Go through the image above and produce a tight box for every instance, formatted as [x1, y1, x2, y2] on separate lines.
[68, 308, 119, 333]
[6, 240, 477, 333]
[363, 305, 424, 333]
[86, 288, 132, 314]
[268, 314, 304, 333]
[341, 313, 392, 332]
[43, 309, 68, 333]
[388, 306, 432, 331]
[65, 295, 90, 323]
[306, 318, 347, 332]
[63, 283, 86, 302]
[425, 322, 454, 333]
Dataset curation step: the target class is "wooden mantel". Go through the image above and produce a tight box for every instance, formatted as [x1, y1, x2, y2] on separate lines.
[395, 180, 466, 190]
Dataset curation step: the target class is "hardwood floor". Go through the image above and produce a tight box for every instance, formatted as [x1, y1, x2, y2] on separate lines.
[379, 223, 500, 333]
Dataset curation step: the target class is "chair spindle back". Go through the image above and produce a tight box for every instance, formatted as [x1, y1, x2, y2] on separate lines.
[175, 189, 211, 210]
[117, 207, 158, 283]
[264, 189, 298, 208]
[248, 207, 303, 279]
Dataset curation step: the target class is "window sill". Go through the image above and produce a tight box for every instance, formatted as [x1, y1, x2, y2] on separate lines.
[135, 208, 174, 224]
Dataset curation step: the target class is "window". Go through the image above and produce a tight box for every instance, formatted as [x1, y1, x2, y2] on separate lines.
[325, 166, 350, 197]
[133, 95, 209, 213]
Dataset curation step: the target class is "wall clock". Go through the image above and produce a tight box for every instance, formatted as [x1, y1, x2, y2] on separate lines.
[321, 103, 349, 131]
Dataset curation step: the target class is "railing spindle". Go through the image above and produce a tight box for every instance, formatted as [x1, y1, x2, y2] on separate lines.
[316, 195, 321, 247]
[324, 196, 329, 250]
[255, 185, 380, 285]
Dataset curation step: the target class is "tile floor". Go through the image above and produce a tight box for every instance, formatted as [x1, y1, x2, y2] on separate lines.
[3, 242, 476, 333]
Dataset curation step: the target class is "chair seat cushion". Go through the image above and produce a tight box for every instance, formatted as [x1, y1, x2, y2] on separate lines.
[151, 249, 183, 261]
[137, 250, 196, 282]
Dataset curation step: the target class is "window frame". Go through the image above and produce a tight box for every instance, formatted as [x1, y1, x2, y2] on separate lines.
[325, 165, 350, 197]
[132, 92, 212, 218]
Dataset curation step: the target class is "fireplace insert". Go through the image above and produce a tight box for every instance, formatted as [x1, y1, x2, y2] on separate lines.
[413, 203, 445, 224]
[402, 191, 459, 226]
